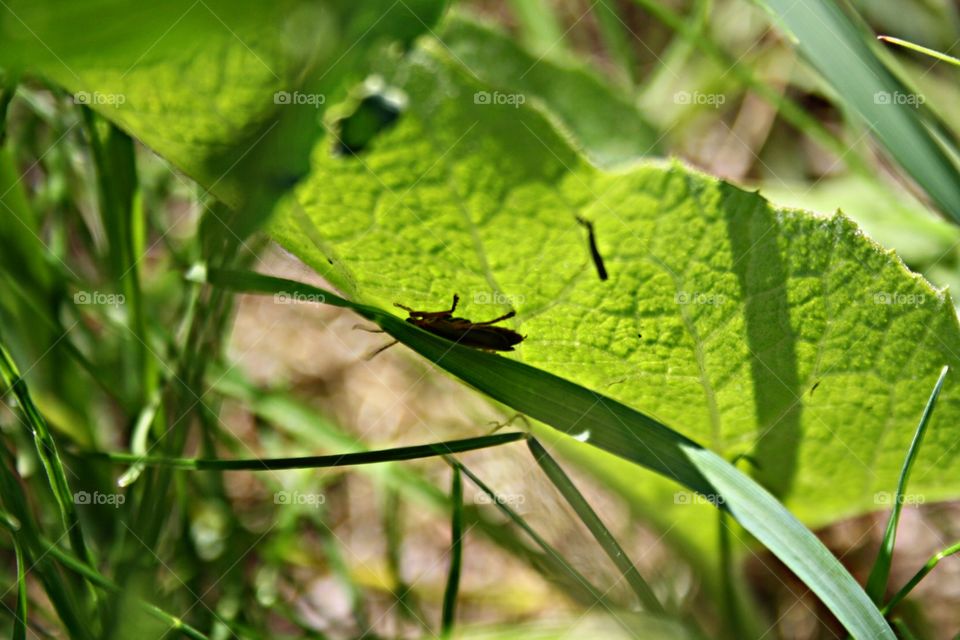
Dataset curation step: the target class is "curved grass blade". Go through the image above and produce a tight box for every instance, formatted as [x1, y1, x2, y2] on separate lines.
[441, 466, 463, 638]
[891, 618, 920, 640]
[0, 343, 93, 567]
[204, 267, 896, 640]
[866, 366, 948, 602]
[117, 391, 162, 487]
[0, 512, 27, 640]
[527, 437, 663, 614]
[448, 458, 610, 606]
[31, 529, 212, 640]
[757, 0, 960, 222]
[882, 540, 960, 614]
[85, 432, 525, 470]
[878, 36, 960, 68]
[0, 453, 93, 640]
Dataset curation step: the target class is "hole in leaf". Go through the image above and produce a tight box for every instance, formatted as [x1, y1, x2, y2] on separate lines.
[332, 90, 404, 157]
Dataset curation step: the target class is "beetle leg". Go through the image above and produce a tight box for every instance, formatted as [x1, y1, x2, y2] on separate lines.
[475, 310, 516, 325]
[365, 339, 399, 360]
[447, 294, 460, 313]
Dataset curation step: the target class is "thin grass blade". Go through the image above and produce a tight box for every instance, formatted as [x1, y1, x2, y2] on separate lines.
[866, 366, 949, 602]
[0, 512, 26, 640]
[87, 432, 525, 470]
[882, 540, 960, 613]
[878, 36, 960, 67]
[450, 458, 609, 606]
[441, 466, 463, 638]
[527, 437, 663, 614]
[0, 343, 92, 566]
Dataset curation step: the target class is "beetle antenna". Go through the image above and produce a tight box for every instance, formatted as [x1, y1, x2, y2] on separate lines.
[353, 323, 384, 334]
[394, 302, 415, 314]
[475, 310, 516, 325]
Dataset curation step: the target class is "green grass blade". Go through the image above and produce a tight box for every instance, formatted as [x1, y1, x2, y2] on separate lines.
[0, 455, 93, 640]
[0, 343, 93, 567]
[866, 366, 948, 602]
[86, 432, 525, 470]
[0, 80, 15, 143]
[593, 0, 637, 85]
[116, 391, 162, 487]
[682, 446, 894, 639]
[441, 466, 463, 638]
[449, 459, 610, 606]
[878, 35, 960, 67]
[0, 512, 27, 640]
[506, 0, 566, 58]
[203, 268, 896, 639]
[882, 540, 960, 614]
[33, 531, 211, 640]
[527, 437, 663, 614]
[891, 618, 920, 640]
[757, 0, 960, 222]
[12, 535, 27, 640]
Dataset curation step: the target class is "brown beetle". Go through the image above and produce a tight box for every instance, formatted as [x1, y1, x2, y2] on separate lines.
[395, 294, 524, 351]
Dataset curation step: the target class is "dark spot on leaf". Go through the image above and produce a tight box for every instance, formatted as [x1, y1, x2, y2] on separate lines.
[333, 94, 402, 156]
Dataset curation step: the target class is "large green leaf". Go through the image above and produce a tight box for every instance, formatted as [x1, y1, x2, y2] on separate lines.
[269, 41, 960, 533]
[0, 0, 446, 233]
